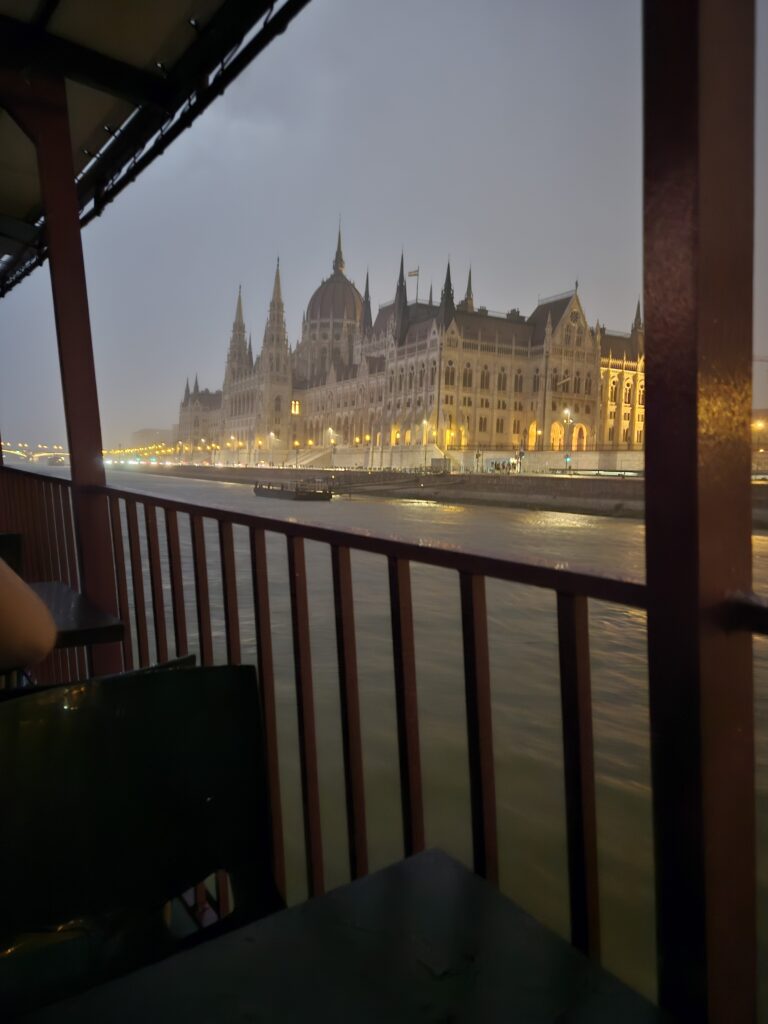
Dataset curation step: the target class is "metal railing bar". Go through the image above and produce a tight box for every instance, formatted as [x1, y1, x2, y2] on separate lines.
[330, 544, 369, 879]
[388, 555, 425, 856]
[144, 504, 169, 664]
[250, 525, 286, 899]
[60, 484, 80, 590]
[78, 480, 646, 608]
[190, 514, 214, 667]
[108, 495, 134, 670]
[164, 508, 188, 658]
[725, 592, 768, 635]
[459, 572, 498, 884]
[125, 499, 150, 667]
[219, 520, 241, 665]
[286, 533, 324, 896]
[556, 591, 600, 960]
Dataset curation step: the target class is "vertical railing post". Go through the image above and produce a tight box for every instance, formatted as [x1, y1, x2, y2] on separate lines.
[556, 592, 600, 959]
[331, 544, 369, 879]
[0, 71, 119, 674]
[459, 572, 498, 884]
[388, 556, 425, 856]
[644, 2, 756, 1018]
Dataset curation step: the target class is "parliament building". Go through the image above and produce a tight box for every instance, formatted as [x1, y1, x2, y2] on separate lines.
[176, 231, 645, 464]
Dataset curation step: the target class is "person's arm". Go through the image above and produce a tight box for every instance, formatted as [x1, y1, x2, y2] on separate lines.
[0, 559, 57, 672]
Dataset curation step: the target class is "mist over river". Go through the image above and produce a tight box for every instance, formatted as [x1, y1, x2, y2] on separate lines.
[104, 469, 768, 1006]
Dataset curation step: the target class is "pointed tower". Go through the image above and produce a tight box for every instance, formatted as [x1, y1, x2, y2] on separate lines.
[248, 334, 253, 367]
[193, 373, 199, 396]
[631, 299, 645, 357]
[263, 257, 288, 351]
[225, 286, 250, 386]
[183, 377, 190, 406]
[333, 226, 345, 275]
[393, 253, 409, 345]
[458, 267, 474, 312]
[362, 270, 373, 336]
[428, 283, 433, 307]
[437, 261, 455, 328]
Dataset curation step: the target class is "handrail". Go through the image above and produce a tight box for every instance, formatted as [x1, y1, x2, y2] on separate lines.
[81, 480, 648, 608]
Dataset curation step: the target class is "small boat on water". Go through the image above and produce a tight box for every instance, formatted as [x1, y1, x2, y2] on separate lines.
[253, 481, 334, 502]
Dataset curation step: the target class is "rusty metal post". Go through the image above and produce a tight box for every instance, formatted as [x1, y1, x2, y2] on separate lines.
[644, 1, 755, 1019]
[0, 71, 120, 674]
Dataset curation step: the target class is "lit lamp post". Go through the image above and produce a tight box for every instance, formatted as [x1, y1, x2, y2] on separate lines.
[563, 408, 573, 470]
[422, 419, 428, 468]
[269, 431, 275, 467]
[294, 439, 300, 468]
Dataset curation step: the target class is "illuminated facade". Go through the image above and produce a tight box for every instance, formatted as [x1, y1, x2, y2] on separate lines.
[177, 231, 645, 460]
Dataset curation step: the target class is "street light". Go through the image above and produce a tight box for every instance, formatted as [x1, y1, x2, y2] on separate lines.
[294, 439, 300, 468]
[422, 419, 428, 468]
[563, 407, 573, 469]
[269, 431, 275, 467]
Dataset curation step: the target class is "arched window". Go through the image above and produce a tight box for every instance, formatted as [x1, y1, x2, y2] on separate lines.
[585, 373, 592, 396]
[514, 370, 523, 393]
[274, 396, 282, 413]
[574, 371, 582, 394]
[609, 379, 618, 403]
[430, 361, 437, 386]
[480, 365, 490, 390]
[497, 367, 508, 392]
[398, 368, 404, 393]
[388, 373, 394, 394]
[462, 363, 473, 388]
[564, 326, 573, 346]
[445, 361, 456, 387]
[576, 328, 584, 347]
[639, 383, 645, 406]
[418, 363, 425, 389]
[551, 370, 559, 391]
[623, 380, 632, 404]
[408, 367, 414, 390]
[533, 369, 540, 393]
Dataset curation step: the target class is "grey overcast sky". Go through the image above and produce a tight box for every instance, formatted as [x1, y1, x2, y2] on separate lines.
[1, 0, 766, 448]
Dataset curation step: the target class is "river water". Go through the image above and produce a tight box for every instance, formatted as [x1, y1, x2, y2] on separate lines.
[106, 468, 768, 1006]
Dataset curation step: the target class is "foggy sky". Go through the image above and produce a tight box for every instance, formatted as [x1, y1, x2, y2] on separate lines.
[1, 0, 766, 449]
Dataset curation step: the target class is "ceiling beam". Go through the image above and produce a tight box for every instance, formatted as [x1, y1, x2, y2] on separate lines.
[0, 14, 175, 110]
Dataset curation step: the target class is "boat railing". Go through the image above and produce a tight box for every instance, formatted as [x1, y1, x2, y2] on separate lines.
[0, 462, 764, 978]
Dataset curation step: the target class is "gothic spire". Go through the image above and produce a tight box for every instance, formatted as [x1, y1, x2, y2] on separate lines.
[438, 261, 455, 327]
[428, 283, 433, 306]
[394, 252, 409, 344]
[234, 284, 244, 328]
[183, 377, 190, 403]
[333, 226, 345, 274]
[193, 373, 199, 395]
[464, 266, 474, 312]
[633, 298, 643, 331]
[362, 270, 373, 336]
[248, 334, 253, 364]
[271, 257, 283, 310]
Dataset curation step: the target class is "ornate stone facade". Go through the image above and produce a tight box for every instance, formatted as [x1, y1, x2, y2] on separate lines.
[177, 231, 645, 462]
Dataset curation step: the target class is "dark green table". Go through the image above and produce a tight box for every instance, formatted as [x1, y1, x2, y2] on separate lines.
[23, 850, 666, 1022]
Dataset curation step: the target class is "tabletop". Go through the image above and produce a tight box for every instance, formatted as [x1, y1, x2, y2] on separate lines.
[28, 581, 123, 649]
[23, 849, 665, 1023]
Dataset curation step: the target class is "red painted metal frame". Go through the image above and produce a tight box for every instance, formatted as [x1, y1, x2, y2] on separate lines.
[644, 2, 756, 1019]
[388, 556, 425, 856]
[459, 572, 498, 885]
[286, 534, 325, 896]
[556, 592, 600, 960]
[331, 544, 369, 879]
[0, 71, 120, 675]
[250, 526, 286, 899]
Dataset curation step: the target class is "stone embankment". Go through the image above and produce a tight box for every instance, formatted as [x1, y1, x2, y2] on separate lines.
[122, 464, 768, 526]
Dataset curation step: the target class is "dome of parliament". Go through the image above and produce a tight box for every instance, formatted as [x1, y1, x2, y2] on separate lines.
[305, 231, 363, 324]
